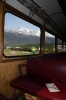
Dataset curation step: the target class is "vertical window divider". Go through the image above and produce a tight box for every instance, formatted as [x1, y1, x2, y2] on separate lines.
[55, 36, 58, 53]
[40, 26, 45, 56]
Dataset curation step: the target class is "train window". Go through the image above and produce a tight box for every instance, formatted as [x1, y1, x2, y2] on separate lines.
[58, 38, 62, 52]
[63, 42, 66, 52]
[4, 12, 40, 57]
[45, 31, 55, 54]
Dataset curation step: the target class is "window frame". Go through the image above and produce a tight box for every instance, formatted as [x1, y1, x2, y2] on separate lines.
[0, 2, 43, 62]
[4, 12, 41, 58]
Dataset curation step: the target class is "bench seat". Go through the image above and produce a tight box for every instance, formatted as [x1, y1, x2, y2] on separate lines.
[11, 74, 66, 100]
[10, 57, 66, 100]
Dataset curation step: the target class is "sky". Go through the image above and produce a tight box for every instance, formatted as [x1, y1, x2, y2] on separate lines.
[4, 12, 40, 31]
[4, 12, 54, 37]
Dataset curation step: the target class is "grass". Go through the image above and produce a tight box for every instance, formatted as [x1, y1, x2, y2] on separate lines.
[4, 49, 36, 56]
[4, 43, 54, 56]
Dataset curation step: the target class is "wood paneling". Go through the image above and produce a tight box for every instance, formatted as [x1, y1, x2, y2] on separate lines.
[0, 1, 4, 62]
[0, 60, 27, 98]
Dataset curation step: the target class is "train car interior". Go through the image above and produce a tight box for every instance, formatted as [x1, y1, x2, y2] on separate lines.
[0, 0, 66, 100]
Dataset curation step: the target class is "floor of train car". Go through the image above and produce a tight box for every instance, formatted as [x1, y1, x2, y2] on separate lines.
[14, 93, 43, 100]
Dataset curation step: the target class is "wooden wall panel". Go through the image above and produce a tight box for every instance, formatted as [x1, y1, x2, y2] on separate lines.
[0, 1, 4, 62]
[0, 60, 27, 98]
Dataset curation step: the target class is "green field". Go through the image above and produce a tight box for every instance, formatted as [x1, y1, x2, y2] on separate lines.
[4, 43, 54, 57]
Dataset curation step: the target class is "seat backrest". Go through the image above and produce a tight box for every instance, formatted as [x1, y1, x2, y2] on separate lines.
[27, 57, 66, 80]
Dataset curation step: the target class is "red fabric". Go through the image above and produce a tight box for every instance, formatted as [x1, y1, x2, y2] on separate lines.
[59, 79, 66, 87]
[62, 79, 66, 83]
[11, 57, 66, 100]
[11, 75, 66, 100]
[27, 57, 66, 80]
[0, 94, 9, 100]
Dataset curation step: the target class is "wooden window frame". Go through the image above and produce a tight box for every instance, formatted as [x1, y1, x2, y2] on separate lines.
[0, 1, 45, 62]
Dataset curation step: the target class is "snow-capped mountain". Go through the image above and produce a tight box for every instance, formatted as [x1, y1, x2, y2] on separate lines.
[5, 27, 54, 37]
[4, 27, 55, 46]
[45, 31, 54, 38]
[5, 27, 40, 36]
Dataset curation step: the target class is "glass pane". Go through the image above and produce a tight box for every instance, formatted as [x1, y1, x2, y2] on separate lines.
[45, 31, 55, 54]
[4, 12, 40, 57]
[63, 42, 66, 52]
[58, 38, 62, 52]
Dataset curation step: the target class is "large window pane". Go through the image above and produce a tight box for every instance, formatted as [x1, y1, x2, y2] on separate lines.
[4, 12, 40, 57]
[45, 31, 55, 54]
[63, 42, 66, 52]
[58, 38, 62, 52]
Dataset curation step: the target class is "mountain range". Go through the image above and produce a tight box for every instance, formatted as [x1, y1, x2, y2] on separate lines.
[4, 27, 55, 47]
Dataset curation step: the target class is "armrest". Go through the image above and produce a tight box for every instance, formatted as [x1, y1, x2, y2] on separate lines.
[18, 64, 27, 76]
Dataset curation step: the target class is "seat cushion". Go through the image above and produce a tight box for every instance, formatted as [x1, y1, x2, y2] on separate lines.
[59, 79, 66, 87]
[10, 75, 66, 100]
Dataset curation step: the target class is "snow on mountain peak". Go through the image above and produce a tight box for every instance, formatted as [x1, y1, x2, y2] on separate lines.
[5, 27, 40, 36]
[5, 27, 54, 38]
[17, 28, 29, 33]
[45, 32, 54, 38]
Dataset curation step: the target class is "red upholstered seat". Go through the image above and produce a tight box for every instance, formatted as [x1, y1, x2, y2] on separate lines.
[0, 94, 9, 100]
[10, 57, 66, 100]
[11, 75, 66, 100]
[27, 57, 66, 80]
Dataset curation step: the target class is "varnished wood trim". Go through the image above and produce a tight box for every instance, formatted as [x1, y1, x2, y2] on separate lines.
[40, 26, 45, 55]
[18, 64, 27, 76]
[55, 36, 58, 53]
[0, 1, 5, 62]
